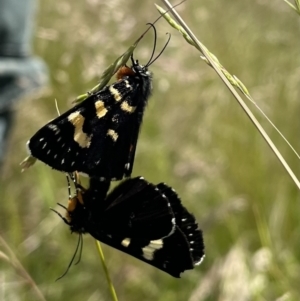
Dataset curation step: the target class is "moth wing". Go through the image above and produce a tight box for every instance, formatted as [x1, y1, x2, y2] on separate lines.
[69, 178, 204, 277]
[88, 225, 200, 278]
[156, 183, 205, 265]
[101, 177, 176, 240]
[99, 182, 204, 277]
[95, 78, 149, 179]
[27, 80, 134, 178]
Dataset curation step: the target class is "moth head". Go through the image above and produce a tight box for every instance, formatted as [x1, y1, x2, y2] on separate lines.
[131, 58, 152, 78]
[117, 24, 170, 81]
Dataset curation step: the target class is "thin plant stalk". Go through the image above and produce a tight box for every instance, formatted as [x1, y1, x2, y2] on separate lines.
[95, 240, 118, 301]
[0, 235, 47, 301]
[160, 0, 300, 190]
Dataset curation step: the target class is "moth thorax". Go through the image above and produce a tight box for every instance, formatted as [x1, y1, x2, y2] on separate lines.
[116, 66, 135, 80]
[67, 197, 78, 212]
[65, 196, 80, 222]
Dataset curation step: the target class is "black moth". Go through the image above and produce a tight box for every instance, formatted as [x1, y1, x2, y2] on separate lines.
[27, 56, 153, 180]
[55, 176, 205, 278]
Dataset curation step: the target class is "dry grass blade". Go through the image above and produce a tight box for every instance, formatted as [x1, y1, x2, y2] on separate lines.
[155, 5, 250, 98]
[283, 0, 300, 15]
[159, 0, 300, 190]
[74, 43, 138, 103]
[0, 235, 47, 301]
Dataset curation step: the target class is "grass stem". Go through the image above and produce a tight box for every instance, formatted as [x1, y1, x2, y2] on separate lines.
[95, 240, 118, 301]
[160, 0, 300, 190]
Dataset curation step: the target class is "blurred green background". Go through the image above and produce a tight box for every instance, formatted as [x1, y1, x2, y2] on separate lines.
[1, 0, 300, 300]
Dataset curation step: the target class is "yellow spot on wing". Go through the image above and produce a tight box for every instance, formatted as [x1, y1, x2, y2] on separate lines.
[95, 100, 108, 118]
[68, 111, 92, 148]
[121, 238, 131, 247]
[107, 129, 118, 142]
[109, 85, 122, 102]
[121, 101, 136, 113]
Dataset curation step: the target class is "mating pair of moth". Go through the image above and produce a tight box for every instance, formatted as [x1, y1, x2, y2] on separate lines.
[25, 43, 205, 278]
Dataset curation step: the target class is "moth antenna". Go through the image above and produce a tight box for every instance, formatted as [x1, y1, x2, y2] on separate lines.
[145, 23, 157, 67]
[56, 234, 82, 281]
[50, 207, 70, 225]
[146, 33, 171, 67]
[74, 234, 84, 265]
[57, 203, 68, 211]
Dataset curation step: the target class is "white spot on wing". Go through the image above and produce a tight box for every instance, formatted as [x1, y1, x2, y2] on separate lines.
[142, 239, 163, 261]
[194, 255, 205, 266]
[112, 115, 119, 123]
[124, 80, 132, 89]
[166, 218, 176, 237]
[48, 124, 60, 134]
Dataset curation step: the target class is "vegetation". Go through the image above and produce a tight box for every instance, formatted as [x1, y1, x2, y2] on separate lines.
[1, 0, 300, 300]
